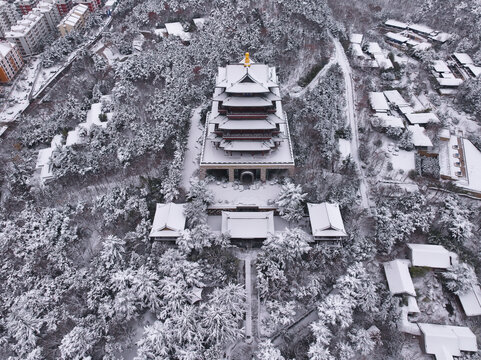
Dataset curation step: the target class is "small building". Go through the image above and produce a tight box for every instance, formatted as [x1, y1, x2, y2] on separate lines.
[408, 23, 435, 37]
[149, 203, 186, 240]
[367, 42, 383, 56]
[418, 323, 478, 360]
[221, 211, 274, 240]
[436, 77, 464, 88]
[0, 41, 23, 83]
[452, 53, 473, 66]
[57, 3, 88, 36]
[307, 203, 347, 243]
[372, 114, 405, 129]
[374, 53, 393, 70]
[349, 33, 363, 44]
[164, 22, 191, 42]
[350, 43, 366, 59]
[192, 17, 205, 29]
[432, 60, 451, 75]
[458, 285, 481, 317]
[408, 124, 433, 150]
[465, 64, 481, 78]
[407, 243, 455, 269]
[384, 19, 408, 31]
[383, 259, 416, 297]
[383, 90, 410, 108]
[430, 32, 451, 44]
[369, 92, 390, 113]
[385, 31, 409, 46]
[405, 113, 440, 125]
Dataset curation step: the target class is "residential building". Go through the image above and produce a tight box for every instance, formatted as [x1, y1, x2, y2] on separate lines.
[418, 323, 477, 360]
[307, 203, 347, 243]
[164, 22, 191, 42]
[407, 243, 456, 269]
[6, 0, 60, 56]
[0, 0, 20, 37]
[149, 203, 186, 240]
[55, 0, 72, 16]
[57, 3, 88, 36]
[369, 91, 390, 113]
[0, 41, 23, 82]
[384, 19, 408, 31]
[199, 53, 295, 183]
[15, 0, 39, 15]
[404, 113, 440, 125]
[458, 286, 481, 317]
[383, 259, 416, 297]
[408, 124, 433, 150]
[75, 0, 100, 12]
[452, 52, 473, 66]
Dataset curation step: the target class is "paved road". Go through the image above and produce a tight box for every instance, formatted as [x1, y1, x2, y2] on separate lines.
[332, 37, 371, 210]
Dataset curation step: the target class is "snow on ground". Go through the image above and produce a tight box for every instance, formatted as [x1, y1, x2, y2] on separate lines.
[207, 182, 281, 207]
[31, 63, 63, 97]
[181, 106, 204, 190]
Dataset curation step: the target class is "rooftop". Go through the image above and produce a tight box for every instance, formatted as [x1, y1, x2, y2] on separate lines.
[383, 259, 416, 297]
[459, 286, 481, 317]
[407, 243, 454, 269]
[383, 90, 410, 107]
[307, 203, 347, 238]
[453, 52, 473, 65]
[149, 203, 186, 238]
[408, 124, 433, 148]
[384, 19, 408, 29]
[221, 211, 274, 239]
[405, 112, 440, 125]
[369, 92, 390, 112]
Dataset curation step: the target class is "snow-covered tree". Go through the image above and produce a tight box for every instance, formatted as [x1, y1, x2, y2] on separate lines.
[275, 182, 307, 223]
[255, 340, 285, 360]
[439, 195, 474, 242]
[442, 263, 478, 295]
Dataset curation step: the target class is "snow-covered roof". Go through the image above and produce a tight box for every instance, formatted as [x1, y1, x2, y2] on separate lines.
[222, 96, 272, 107]
[461, 139, 481, 193]
[373, 114, 405, 128]
[383, 90, 410, 107]
[367, 42, 383, 55]
[459, 286, 481, 317]
[385, 31, 409, 44]
[350, 33, 363, 44]
[36, 147, 53, 169]
[407, 296, 420, 314]
[436, 77, 464, 87]
[407, 243, 452, 269]
[398, 106, 414, 115]
[453, 53, 473, 65]
[408, 23, 435, 35]
[369, 92, 390, 112]
[0, 41, 15, 57]
[383, 259, 416, 297]
[414, 42, 432, 51]
[193, 17, 205, 29]
[164, 22, 191, 41]
[405, 112, 440, 125]
[221, 211, 274, 239]
[149, 203, 186, 238]
[218, 119, 276, 131]
[384, 19, 408, 29]
[430, 32, 451, 43]
[433, 60, 450, 74]
[465, 64, 481, 78]
[374, 54, 393, 69]
[418, 323, 478, 360]
[220, 140, 273, 152]
[408, 124, 433, 148]
[350, 43, 365, 58]
[307, 203, 347, 239]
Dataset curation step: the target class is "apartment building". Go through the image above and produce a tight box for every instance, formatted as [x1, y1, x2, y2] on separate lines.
[57, 3, 87, 36]
[6, 0, 60, 56]
[0, 0, 20, 37]
[15, 0, 39, 15]
[0, 41, 23, 82]
[75, 0, 100, 12]
[55, 0, 72, 16]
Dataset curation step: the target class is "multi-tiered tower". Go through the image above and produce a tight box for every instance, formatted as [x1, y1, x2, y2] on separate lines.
[200, 53, 294, 183]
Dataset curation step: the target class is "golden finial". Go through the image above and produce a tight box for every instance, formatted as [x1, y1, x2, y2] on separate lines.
[244, 52, 250, 67]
